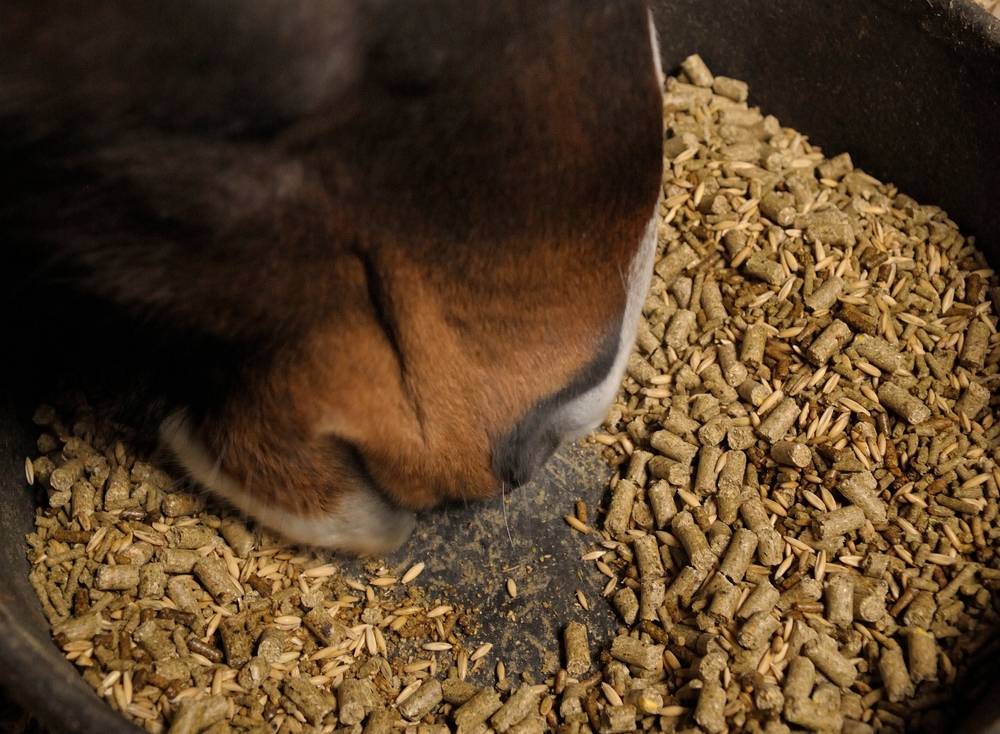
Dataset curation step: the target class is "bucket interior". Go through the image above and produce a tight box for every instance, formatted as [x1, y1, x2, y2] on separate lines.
[1, 1, 998, 731]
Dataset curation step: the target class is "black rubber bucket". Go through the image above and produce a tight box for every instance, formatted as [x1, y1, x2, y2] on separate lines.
[1, 1, 998, 732]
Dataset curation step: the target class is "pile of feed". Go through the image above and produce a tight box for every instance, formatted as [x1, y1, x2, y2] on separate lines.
[25, 404, 502, 734]
[22, 55, 1000, 733]
[574, 55, 999, 732]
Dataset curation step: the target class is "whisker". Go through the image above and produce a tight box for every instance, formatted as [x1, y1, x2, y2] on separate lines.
[617, 262, 628, 297]
[500, 482, 514, 547]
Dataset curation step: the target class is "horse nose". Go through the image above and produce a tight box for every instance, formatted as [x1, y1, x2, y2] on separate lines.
[492, 330, 625, 488]
[492, 408, 563, 488]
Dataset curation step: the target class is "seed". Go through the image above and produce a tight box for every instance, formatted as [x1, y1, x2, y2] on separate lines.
[596, 560, 615, 578]
[422, 642, 452, 652]
[186, 638, 223, 664]
[506, 578, 518, 599]
[300, 564, 337, 578]
[470, 642, 493, 662]
[563, 514, 590, 534]
[755, 389, 785, 418]
[395, 679, 421, 706]
[398, 561, 425, 585]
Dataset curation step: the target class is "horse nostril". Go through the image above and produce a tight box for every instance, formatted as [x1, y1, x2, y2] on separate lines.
[492, 419, 562, 489]
[493, 329, 624, 489]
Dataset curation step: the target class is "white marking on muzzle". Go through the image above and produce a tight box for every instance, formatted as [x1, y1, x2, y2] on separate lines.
[159, 410, 415, 554]
[545, 14, 663, 438]
[647, 8, 665, 90]
[556, 208, 658, 438]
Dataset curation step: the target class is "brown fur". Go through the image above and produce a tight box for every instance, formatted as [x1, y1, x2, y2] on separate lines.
[2, 1, 662, 536]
